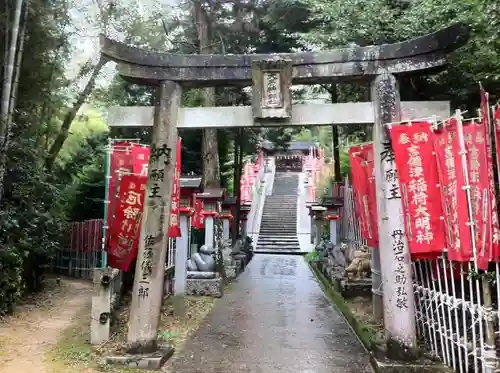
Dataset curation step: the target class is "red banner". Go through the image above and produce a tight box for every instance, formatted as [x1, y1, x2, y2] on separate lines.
[167, 138, 182, 237]
[463, 120, 491, 269]
[361, 144, 379, 248]
[482, 90, 500, 263]
[349, 145, 378, 247]
[108, 174, 147, 271]
[494, 105, 500, 261]
[390, 122, 446, 260]
[131, 144, 150, 176]
[433, 119, 473, 262]
[192, 197, 204, 229]
[106, 141, 133, 248]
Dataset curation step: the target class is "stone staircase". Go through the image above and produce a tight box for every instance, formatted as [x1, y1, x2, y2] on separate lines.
[255, 172, 302, 254]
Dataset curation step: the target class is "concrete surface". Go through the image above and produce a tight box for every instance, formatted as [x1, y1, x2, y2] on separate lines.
[165, 254, 373, 373]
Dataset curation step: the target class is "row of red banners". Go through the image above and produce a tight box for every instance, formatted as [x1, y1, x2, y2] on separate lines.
[241, 151, 263, 204]
[349, 91, 500, 269]
[106, 139, 183, 271]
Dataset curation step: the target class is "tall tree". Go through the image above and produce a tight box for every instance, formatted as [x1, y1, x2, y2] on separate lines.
[192, 0, 221, 188]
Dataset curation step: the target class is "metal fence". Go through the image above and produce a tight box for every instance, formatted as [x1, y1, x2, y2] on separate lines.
[339, 180, 500, 373]
[53, 219, 180, 286]
[52, 219, 103, 279]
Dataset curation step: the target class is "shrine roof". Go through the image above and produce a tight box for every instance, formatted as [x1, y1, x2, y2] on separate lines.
[261, 140, 317, 151]
[196, 188, 225, 199]
[180, 176, 202, 189]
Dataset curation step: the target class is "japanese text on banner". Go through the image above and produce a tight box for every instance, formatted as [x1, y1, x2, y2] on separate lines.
[481, 89, 500, 263]
[108, 174, 147, 271]
[131, 144, 150, 177]
[463, 120, 491, 269]
[349, 146, 370, 242]
[361, 144, 379, 248]
[106, 141, 133, 249]
[167, 138, 182, 238]
[433, 119, 472, 262]
[389, 122, 446, 259]
[494, 105, 500, 261]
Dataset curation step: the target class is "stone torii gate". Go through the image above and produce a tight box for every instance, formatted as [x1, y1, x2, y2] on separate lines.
[100, 23, 469, 366]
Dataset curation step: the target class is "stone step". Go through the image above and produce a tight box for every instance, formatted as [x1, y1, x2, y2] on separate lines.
[257, 239, 299, 244]
[259, 222, 296, 226]
[261, 216, 297, 218]
[253, 248, 303, 255]
[257, 243, 300, 248]
[257, 236, 299, 242]
[259, 231, 297, 235]
[264, 206, 296, 208]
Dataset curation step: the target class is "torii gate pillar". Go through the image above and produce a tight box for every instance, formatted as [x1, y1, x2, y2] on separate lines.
[127, 81, 181, 359]
[372, 73, 417, 360]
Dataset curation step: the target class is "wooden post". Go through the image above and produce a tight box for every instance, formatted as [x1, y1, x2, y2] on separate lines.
[174, 214, 189, 295]
[205, 216, 215, 247]
[127, 81, 181, 353]
[371, 73, 417, 360]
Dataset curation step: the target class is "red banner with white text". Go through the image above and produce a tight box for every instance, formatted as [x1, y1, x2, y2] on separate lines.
[463, 119, 491, 269]
[349, 146, 369, 241]
[482, 90, 500, 263]
[106, 141, 133, 247]
[131, 144, 150, 177]
[108, 174, 147, 271]
[390, 122, 446, 260]
[433, 119, 473, 262]
[167, 138, 182, 237]
[192, 197, 204, 229]
[349, 145, 378, 247]
[361, 144, 379, 248]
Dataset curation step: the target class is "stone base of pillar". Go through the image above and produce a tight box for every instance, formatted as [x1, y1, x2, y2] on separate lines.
[370, 355, 448, 373]
[225, 265, 238, 279]
[185, 277, 223, 298]
[105, 345, 174, 370]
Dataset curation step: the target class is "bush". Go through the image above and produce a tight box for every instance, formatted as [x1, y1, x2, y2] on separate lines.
[0, 132, 67, 313]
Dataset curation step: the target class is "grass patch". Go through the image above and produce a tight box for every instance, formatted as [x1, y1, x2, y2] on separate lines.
[309, 262, 383, 351]
[48, 295, 216, 373]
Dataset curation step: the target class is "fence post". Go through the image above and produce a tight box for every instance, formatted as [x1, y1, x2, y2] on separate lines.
[91, 267, 120, 345]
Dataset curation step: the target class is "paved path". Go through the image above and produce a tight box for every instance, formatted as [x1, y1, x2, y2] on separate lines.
[166, 255, 373, 373]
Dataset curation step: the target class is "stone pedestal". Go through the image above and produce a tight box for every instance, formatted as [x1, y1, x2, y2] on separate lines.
[186, 277, 223, 297]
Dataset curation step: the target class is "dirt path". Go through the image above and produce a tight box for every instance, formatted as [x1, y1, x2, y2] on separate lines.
[0, 278, 92, 373]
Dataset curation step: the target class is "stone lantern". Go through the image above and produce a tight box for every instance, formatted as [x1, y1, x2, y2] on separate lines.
[320, 197, 344, 245]
[195, 188, 225, 248]
[219, 196, 236, 241]
[239, 203, 252, 238]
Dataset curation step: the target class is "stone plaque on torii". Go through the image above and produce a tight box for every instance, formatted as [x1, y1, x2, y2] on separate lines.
[99, 23, 469, 367]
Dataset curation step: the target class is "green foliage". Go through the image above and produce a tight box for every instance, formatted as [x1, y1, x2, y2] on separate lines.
[0, 127, 67, 312]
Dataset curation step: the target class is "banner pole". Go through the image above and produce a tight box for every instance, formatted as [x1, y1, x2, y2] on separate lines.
[101, 138, 112, 268]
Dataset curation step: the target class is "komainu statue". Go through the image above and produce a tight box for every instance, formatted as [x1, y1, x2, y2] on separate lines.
[186, 245, 217, 279]
[344, 245, 371, 280]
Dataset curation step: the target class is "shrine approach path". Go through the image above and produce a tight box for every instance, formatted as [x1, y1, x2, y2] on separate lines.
[164, 254, 373, 373]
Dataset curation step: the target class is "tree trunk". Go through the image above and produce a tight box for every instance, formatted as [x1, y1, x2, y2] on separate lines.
[193, 0, 220, 188]
[7, 3, 27, 125]
[0, 0, 23, 204]
[329, 84, 341, 181]
[45, 56, 108, 169]
[1, 0, 22, 128]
